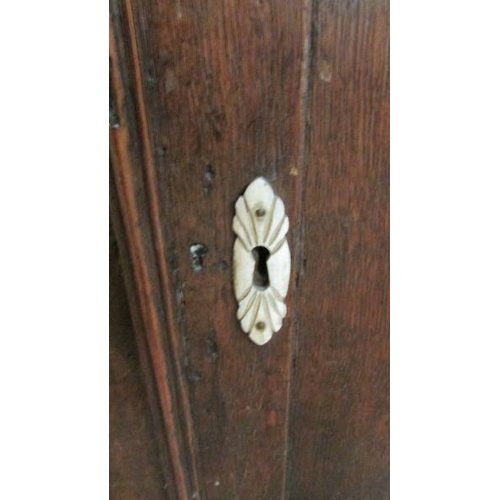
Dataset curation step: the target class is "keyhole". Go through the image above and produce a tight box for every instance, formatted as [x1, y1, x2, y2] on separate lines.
[252, 246, 270, 290]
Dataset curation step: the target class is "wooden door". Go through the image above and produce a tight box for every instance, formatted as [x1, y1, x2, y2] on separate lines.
[110, 0, 389, 498]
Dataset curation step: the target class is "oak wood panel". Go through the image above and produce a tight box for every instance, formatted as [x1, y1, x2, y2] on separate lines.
[287, 1, 390, 498]
[111, 0, 389, 497]
[111, 0, 312, 498]
[121, 0, 312, 498]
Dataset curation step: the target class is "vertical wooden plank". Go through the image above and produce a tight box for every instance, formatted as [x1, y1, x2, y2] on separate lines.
[287, 0, 390, 498]
[113, 0, 308, 498]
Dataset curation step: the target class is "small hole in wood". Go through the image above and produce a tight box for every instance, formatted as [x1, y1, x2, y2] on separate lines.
[252, 246, 270, 290]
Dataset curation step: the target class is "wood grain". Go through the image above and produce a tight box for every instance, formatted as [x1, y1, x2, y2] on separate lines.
[110, 0, 389, 497]
[110, 1, 201, 496]
[111, 0, 313, 497]
[286, 1, 390, 498]
[109, 222, 168, 499]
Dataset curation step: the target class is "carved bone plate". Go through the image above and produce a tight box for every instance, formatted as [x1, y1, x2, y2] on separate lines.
[232, 177, 291, 345]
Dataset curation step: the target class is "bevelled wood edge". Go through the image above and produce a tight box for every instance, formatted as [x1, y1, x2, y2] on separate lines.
[110, 174, 176, 498]
[110, 2, 202, 498]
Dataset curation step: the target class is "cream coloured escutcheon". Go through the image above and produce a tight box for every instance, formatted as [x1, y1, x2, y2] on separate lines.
[232, 177, 291, 345]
